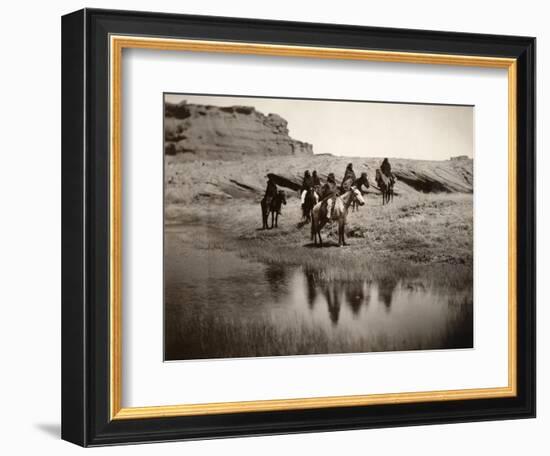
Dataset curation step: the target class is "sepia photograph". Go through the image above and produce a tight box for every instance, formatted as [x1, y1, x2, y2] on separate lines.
[163, 93, 474, 361]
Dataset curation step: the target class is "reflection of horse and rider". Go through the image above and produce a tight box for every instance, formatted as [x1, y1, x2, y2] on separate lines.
[261, 158, 396, 246]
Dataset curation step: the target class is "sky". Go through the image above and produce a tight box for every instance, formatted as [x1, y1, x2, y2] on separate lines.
[165, 93, 474, 161]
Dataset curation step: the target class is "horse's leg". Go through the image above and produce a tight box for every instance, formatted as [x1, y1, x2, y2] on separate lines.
[341, 219, 348, 245]
[313, 218, 320, 246]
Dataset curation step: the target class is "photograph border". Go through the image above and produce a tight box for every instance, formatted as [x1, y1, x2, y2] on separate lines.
[62, 8, 535, 446]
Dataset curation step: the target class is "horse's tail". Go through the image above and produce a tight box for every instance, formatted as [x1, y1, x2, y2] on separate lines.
[310, 212, 315, 241]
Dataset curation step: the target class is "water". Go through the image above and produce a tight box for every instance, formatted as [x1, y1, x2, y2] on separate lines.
[164, 227, 473, 360]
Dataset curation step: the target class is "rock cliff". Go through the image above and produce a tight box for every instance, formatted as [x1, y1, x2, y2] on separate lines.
[164, 101, 313, 160]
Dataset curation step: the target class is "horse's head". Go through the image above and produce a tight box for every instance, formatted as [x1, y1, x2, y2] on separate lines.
[351, 186, 365, 206]
[278, 190, 287, 205]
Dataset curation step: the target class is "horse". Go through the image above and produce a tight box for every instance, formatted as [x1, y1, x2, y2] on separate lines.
[302, 187, 319, 222]
[310, 186, 365, 247]
[261, 190, 287, 229]
[350, 172, 370, 212]
[375, 169, 394, 205]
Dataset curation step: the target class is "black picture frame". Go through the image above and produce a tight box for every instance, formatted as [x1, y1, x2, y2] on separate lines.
[62, 8, 536, 447]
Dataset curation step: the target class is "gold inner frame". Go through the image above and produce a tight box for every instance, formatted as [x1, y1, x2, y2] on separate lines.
[109, 35, 517, 420]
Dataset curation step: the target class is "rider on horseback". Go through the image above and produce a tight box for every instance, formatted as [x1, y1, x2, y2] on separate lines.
[264, 174, 279, 212]
[300, 170, 313, 207]
[381, 158, 396, 185]
[341, 163, 357, 192]
[312, 170, 321, 189]
[319, 172, 338, 220]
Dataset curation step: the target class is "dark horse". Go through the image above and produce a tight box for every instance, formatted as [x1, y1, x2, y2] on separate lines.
[302, 187, 319, 222]
[350, 172, 370, 212]
[261, 190, 287, 229]
[375, 169, 394, 205]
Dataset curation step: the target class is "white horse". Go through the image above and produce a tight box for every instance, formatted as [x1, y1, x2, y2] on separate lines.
[311, 187, 365, 247]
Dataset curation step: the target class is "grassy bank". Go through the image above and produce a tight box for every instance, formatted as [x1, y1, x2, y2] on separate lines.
[165, 191, 473, 287]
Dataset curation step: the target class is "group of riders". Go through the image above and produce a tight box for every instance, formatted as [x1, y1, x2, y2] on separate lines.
[263, 158, 395, 222]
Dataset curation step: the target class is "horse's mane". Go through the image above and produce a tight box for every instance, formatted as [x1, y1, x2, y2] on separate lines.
[339, 187, 357, 204]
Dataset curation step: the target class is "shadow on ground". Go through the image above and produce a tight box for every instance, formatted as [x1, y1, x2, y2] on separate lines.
[34, 423, 60, 439]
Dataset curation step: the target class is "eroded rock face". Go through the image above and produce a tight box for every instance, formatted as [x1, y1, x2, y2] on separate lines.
[164, 154, 473, 205]
[165, 101, 313, 160]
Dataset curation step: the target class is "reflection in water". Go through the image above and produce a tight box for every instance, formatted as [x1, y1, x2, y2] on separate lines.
[378, 277, 397, 313]
[323, 283, 342, 325]
[306, 272, 370, 325]
[345, 282, 367, 316]
[264, 264, 288, 295]
[305, 272, 317, 310]
[305, 274, 371, 321]
[165, 229, 473, 360]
